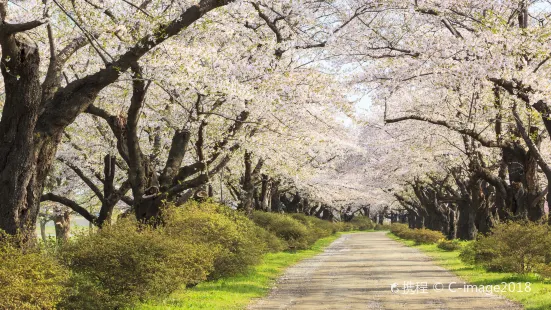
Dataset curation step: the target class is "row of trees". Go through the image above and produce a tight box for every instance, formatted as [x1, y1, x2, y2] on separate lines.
[0, 0, 384, 242]
[341, 0, 551, 239]
[13, 0, 551, 243]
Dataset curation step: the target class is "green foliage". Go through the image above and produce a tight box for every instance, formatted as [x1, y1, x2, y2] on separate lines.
[0, 234, 68, 310]
[58, 218, 215, 310]
[163, 201, 274, 280]
[334, 221, 355, 232]
[459, 221, 551, 275]
[251, 212, 312, 250]
[289, 213, 337, 243]
[252, 224, 287, 253]
[374, 223, 392, 231]
[390, 223, 444, 244]
[349, 216, 376, 231]
[437, 239, 462, 251]
[390, 223, 410, 237]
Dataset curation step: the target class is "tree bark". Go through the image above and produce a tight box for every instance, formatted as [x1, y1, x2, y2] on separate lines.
[260, 174, 271, 211]
[0, 31, 51, 242]
[40, 219, 48, 242]
[54, 210, 70, 242]
[242, 151, 255, 216]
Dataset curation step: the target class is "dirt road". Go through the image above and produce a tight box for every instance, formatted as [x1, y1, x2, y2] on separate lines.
[249, 232, 521, 310]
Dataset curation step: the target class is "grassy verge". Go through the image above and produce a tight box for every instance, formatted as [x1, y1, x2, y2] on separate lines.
[388, 233, 551, 310]
[140, 232, 358, 310]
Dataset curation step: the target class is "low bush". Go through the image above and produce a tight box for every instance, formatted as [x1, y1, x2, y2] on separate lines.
[374, 223, 392, 231]
[350, 216, 376, 231]
[0, 235, 68, 310]
[164, 202, 272, 279]
[252, 224, 287, 253]
[59, 218, 215, 310]
[412, 229, 445, 244]
[390, 223, 410, 237]
[459, 221, 551, 275]
[334, 221, 355, 232]
[390, 224, 445, 244]
[289, 213, 337, 243]
[251, 212, 311, 250]
[437, 239, 462, 251]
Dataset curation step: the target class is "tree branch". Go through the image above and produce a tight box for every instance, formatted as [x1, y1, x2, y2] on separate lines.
[41, 193, 98, 224]
[512, 104, 551, 179]
[59, 158, 105, 203]
[2, 19, 48, 34]
[36, 0, 235, 136]
[385, 115, 500, 148]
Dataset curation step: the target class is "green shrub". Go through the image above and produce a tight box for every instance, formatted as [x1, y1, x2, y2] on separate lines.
[390, 224, 444, 244]
[437, 239, 462, 251]
[289, 213, 336, 243]
[0, 236, 68, 310]
[59, 218, 215, 310]
[459, 221, 551, 274]
[374, 223, 392, 231]
[251, 212, 311, 250]
[350, 216, 375, 231]
[252, 224, 287, 253]
[334, 221, 355, 232]
[536, 264, 551, 279]
[390, 223, 410, 236]
[164, 202, 272, 279]
[411, 229, 445, 244]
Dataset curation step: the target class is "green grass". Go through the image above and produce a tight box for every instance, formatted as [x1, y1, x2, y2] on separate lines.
[139, 232, 356, 310]
[388, 233, 551, 310]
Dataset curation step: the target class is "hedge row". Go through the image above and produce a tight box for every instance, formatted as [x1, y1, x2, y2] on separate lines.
[390, 223, 445, 245]
[0, 203, 374, 309]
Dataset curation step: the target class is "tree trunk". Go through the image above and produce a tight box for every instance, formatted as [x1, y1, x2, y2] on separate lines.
[457, 198, 477, 240]
[242, 151, 254, 216]
[0, 35, 61, 242]
[525, 127, 545, 221]
[447, 208, 457, 240]
[260, 175, 271, 211]
[54, 210, 71, 242]
[414, 213, 424, 229]
[40, 219, 48, 242]
[407, 212, 416, 228]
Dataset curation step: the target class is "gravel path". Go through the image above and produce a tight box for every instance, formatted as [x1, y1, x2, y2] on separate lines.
[248, 232, 522, 310]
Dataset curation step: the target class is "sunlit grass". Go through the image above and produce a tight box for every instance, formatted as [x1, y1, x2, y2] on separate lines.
[139, 232, 361, 310]
[388, 233, 551, 310]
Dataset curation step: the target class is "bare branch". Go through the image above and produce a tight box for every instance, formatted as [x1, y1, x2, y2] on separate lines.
[41, 193, 98, 224]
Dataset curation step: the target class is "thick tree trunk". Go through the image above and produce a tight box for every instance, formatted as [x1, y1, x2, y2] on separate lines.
[0, 34, 61, 242]
[407, 212, 416, 228]
[362, 206, 371, 218]
[414, 214, 424, 229]
[457, 198, 477, 240]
